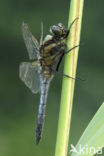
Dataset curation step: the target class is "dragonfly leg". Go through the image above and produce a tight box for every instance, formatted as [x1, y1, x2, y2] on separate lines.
[65, 17, 79, 38]
[65, 45, 80, 54]
[52, 69, 75, 80]
[55, 44, 80, 72]
[56, 53, 64, 72]
[52, 69, 85, 81]
[54, 18, 80, 72]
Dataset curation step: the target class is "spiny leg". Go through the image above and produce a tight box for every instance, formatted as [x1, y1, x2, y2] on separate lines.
[55, 18, 79, 71]
[56, 45, 80, 72]
[56, 53, 64, 71]
[65, 44, 80, 53]
[53, 70, 76, 80]
[66, 17, 79, 38]
[52, 69, 85, 81]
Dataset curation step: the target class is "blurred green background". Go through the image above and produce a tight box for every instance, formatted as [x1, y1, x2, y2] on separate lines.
[0, 0, 104, 155]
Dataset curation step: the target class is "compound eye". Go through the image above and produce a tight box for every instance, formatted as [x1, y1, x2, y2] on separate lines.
[50, 25, 61, 35]
[58, 23, 63, 28]
[50, 23, 67, 36]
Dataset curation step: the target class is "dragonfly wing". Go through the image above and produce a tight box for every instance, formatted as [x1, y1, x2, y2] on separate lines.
[22, 22, 40, 60]
[40, 22, 43, 45]
[19, 61, 40, 94]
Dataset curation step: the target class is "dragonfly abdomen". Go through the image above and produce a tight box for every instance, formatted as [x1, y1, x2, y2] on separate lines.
[36, 75, 53, 144]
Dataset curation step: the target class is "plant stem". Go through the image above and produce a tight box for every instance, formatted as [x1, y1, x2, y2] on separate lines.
[55, 0, 84, 156]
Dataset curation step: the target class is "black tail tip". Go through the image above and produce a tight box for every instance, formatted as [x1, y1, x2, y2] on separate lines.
[36, 136, 41, 144]
[36, 125, 42, 144]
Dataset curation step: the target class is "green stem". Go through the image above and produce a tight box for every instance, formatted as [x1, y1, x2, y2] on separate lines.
[55, 0, 84, 156]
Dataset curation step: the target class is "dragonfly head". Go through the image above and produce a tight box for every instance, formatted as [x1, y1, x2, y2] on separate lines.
[50, 23, 67, 38]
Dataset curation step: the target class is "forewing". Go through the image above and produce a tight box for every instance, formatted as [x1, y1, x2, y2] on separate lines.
[40, 22, 43, 45]
[19, 61, 40, 94]
[22, 22, 40, 60]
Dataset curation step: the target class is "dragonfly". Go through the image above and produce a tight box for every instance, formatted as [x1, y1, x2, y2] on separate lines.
[19, 18, 79, 144]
